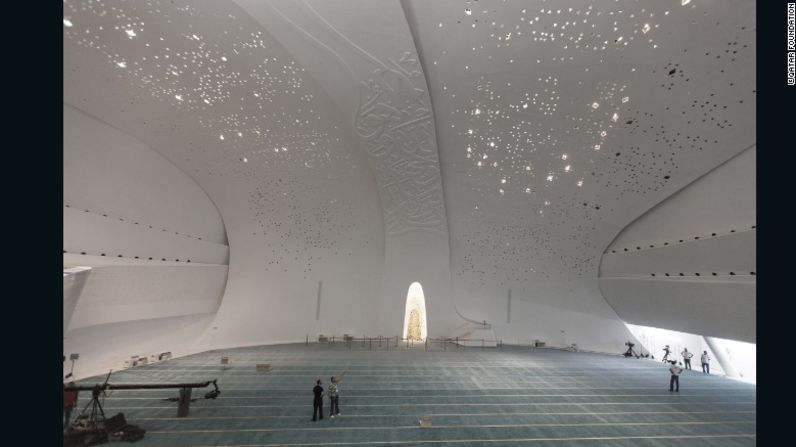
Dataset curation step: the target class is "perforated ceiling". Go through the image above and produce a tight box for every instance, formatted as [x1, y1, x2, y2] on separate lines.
[63, 0, 755, 351]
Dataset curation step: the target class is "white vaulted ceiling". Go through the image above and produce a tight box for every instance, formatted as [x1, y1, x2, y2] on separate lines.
[63, 0, 755, 371]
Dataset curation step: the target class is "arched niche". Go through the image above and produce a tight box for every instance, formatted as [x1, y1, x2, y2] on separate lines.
[403, 282, 428, 341]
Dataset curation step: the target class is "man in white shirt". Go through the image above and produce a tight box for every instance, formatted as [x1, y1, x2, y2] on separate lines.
[669, 361, 683, 392]
[681, 348, 694, 370]
[700, 351, 711, 374]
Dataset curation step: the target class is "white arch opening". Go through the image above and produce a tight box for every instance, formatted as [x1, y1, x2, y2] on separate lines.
[403, 282, 428, 341]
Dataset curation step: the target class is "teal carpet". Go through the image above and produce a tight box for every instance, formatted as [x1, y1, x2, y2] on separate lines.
[74, 343, 756, 446]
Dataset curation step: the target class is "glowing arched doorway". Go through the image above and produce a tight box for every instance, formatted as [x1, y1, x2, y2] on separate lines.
[403, 282, 428, 341]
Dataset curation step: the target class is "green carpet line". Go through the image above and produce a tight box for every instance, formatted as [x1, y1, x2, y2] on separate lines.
[146, 420, 753, 434]
[102, 393, 752, 400]
[196, 434, 757, 447]
[104, 401, 756, 410]
[106, 387, 748, 393]
[132, 410, 757, 421]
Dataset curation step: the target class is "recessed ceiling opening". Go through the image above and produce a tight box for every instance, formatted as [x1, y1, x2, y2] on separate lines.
[403, 282, 428, 341]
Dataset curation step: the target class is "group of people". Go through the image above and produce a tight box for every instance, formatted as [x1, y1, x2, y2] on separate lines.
[663, 345, 712, 392]
[661, 345, 711, 373]
[312, 372, 346, 421]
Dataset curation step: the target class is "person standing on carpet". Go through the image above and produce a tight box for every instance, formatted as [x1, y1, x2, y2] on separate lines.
[668, 361, 683, 392]
[700, 351, 711, 374]
[311, 379, 324, 421]
[681, 347, 694, 370]
[328, 371, 346, 418]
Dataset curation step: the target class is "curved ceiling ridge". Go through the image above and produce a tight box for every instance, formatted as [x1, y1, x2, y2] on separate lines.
[601, 142, 756, 255]
[235, 0, 450, 239]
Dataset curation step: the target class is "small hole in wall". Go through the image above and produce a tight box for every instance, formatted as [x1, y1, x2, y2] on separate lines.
[161, 258, 166, 261]
[694, 236, 700, 240]
[665, 273, 670, 277]
[679, 273, 684, 276]
[651, 273, 656, 277]
[712, 272, 717, 276]
[729, 272, 736, 275]
[750, 271, 755, 275]
[679, 240, 684, 243]
[730, 229, 736, 233]
[148, 257, 153, 260]
[134, 256, 139, 259]
[117, 254, 123, 258]
[751, 225, 756, 229]
[101, 253, 106, 256]
[711, 233, 717, 236]
[80, 252, 86, 255]
[624, 248, 629, 252]
[664, 242, 669, 246]
[695, 273, 700, 276]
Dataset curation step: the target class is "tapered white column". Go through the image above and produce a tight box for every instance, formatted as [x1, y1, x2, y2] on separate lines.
[704, 336, 739, 378]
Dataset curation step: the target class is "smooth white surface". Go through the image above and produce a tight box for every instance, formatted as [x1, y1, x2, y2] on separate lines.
[600, 146, 755, 341]
[64, 93, 230, 374]
[63, 105, 227, 245]
[67, 265, 227, 331]
[63, 314, 215, 381]
[601, 230, 755, 276]
[607, 147, 755, 250]
[601, 278, 754, 342]
[64, 207, 229, 265]
[63, 268, 90, 336]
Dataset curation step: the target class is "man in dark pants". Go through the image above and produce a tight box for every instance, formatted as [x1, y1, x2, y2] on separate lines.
[311, 379, 324, 421]
[681, 348, 693, 370]
[700, 351, 711, 374]
[669, 361, 683, 392]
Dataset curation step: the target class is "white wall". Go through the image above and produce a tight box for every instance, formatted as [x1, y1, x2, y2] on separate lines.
[600, 147, 755, 342]
[63, 314, 215, 381]
[63, 105, 229, 378]
[64, 105, 227, 245]
[63, 267, 90, 336]
[66, 265, 227, 331]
